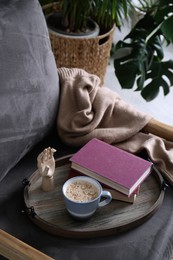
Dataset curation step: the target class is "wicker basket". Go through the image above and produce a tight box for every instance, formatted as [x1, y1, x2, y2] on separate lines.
[43, 3, 115, 85]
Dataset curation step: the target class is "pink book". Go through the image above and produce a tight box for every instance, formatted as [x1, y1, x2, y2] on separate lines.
[70, 138, 153, 196]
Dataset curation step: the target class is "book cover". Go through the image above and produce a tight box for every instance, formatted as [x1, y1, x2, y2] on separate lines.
[70, 138, 153, 196]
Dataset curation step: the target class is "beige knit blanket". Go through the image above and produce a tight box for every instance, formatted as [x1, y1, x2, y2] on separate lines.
[57, 67, 173, 186]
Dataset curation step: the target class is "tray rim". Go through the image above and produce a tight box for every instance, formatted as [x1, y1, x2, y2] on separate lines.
[23, 154, 165, 239]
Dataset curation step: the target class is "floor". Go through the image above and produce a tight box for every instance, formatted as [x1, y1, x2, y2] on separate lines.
[105, 23, 173, 126]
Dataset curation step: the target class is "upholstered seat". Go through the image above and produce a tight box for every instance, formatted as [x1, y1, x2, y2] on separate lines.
[1, 1, 173, 259]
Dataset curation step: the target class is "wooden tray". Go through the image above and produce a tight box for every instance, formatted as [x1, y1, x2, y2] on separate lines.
[23, 155, 165, 239]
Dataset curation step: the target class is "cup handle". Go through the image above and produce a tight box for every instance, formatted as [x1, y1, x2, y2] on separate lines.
[98, 190, 112, 207]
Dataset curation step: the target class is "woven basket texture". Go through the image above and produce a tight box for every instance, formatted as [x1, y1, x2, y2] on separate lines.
[50, 28, 114, 85]
[43, 3, 115, 85]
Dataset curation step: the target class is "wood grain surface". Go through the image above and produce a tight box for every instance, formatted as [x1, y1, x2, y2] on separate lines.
[0, 229, 54, 260]
[24, 155, 164, 239]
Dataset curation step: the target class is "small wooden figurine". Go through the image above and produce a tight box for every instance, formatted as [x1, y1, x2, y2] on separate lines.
[37, 147, 56, 191]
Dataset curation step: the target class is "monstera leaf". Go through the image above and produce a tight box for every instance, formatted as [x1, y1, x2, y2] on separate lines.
[113, 12, 173, 101]
[140, 59, 173, 101]
[155, 0, 173, 43]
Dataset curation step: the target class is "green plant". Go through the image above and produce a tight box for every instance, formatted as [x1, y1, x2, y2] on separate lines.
[40, 0, 132, 33]
[113, 0, 173, 101]
[60, 0, 95, 32]
[90, 0, 132, 31]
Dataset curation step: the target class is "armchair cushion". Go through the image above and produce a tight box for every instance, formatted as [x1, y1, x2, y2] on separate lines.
[0, 0, 59, 182]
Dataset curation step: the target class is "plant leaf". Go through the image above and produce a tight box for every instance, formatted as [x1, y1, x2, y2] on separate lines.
[141, 81, 160, 102]
[113, 12, 173, 101]
[114, 54, 139, 89]
[154, 2, 173, 43]
[140, 59, 173, 101]
[148, 35, 164, 61]
[161, 16, 173, 43]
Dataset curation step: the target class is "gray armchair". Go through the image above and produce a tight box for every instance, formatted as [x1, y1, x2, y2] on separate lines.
[1, 1, 173, 260]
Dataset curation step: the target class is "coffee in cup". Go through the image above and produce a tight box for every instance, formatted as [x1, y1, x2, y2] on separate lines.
[62, 176, 112, 220]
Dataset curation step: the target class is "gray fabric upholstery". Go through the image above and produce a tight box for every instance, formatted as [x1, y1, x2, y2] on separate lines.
[0, 0, 59, 181]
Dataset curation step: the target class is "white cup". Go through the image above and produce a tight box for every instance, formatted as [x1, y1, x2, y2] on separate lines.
[62, 176, 112, 220]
